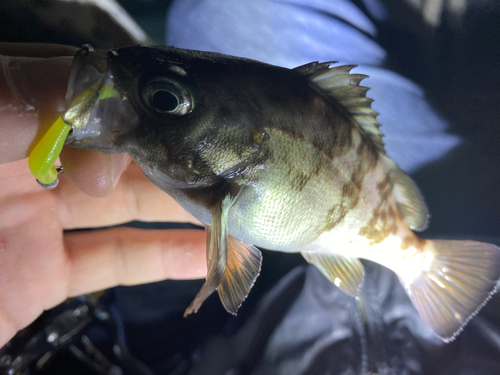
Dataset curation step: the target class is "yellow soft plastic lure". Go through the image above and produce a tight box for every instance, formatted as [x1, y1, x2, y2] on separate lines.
[28, 116, 71, 187]
[27, 81, 118, 188]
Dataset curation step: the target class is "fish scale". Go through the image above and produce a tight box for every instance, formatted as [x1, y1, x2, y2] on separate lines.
[230, 127, 361, 250]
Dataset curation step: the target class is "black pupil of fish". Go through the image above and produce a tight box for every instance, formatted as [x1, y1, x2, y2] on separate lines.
[152, 90, 179, 112]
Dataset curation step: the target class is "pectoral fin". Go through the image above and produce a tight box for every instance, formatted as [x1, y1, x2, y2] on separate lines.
[217, 236, 262, 314]
[184, 193, 232, 317]
[301, 251, 365, 296]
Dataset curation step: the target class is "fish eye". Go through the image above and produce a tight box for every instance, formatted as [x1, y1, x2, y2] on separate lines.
[141, 78, 192, 117]
[152, 90, 178, 112]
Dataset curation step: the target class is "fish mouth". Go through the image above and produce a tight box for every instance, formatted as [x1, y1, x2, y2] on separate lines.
[63, 45, 136, 152]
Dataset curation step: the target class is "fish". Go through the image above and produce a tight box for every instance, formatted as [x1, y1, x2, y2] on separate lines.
[61, 44, 500, 342]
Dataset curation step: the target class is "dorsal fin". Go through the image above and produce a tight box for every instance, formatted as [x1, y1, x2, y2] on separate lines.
[294, 61, 385, 152]
[295, 62, 430, 231]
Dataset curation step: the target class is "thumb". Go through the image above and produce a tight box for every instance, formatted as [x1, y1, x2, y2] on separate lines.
[0, 52, 74, 163]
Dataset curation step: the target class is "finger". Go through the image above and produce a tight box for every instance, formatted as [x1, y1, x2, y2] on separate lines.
[0, 42, 78, 58]
[0, 159, 199, 228]
[0, 225, 206, 347]
[57, 161, 200, 228]
[0, 54, 73, 163]
[0, 44, 78, 162]
[65, 227, 207, 297]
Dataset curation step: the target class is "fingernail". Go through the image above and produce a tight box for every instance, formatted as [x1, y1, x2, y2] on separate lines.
[1, 55, 73, 112]
[110, 154, 131, 190]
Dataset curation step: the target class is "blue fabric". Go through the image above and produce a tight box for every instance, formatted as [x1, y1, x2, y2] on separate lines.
[166, 0, 460, 172]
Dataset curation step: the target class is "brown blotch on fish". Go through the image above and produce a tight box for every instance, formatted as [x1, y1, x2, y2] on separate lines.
[359, 217, 399, 246]
[355, 136, 379, 168]
[349, 163, 365, 192]
[359, 195, 400, 246]
[315, 114, 354, 159]
[290, 172, 311, 191]
[376, 176, 392, 201]
[400, 235, 425, 251]
[379, 210, 387, 224]
[321, 160, 366, 233]
[323, 204, 349, 232]
[358, 222, 386, 245]
[322, 177, 362, 232]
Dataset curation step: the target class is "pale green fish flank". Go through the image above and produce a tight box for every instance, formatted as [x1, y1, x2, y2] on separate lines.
[61, 45, 500, 342]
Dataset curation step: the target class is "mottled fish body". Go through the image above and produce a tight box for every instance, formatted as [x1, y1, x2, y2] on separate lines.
[63, 45, 500, 341]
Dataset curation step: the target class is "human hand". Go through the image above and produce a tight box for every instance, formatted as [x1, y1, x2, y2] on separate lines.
[0, 43, 206, 347]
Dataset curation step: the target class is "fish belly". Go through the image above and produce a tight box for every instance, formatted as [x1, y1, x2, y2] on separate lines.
[227, 128, 380, 252]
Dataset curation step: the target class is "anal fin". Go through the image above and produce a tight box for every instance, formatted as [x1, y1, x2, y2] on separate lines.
[217, 236, 262, 314]
[301, 251, 365, 296]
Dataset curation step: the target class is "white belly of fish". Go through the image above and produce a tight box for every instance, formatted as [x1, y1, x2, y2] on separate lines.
[228, 185, 319, 250]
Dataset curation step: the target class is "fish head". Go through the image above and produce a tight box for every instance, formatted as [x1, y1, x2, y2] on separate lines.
[63, 45, 283, 188]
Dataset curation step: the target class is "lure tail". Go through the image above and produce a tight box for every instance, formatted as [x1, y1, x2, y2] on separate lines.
[402, 240, 500, 341]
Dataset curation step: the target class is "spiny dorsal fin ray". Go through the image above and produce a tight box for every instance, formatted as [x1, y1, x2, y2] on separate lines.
[296, 62, 429, 230]
[295, 61, 385, 152]
[301, 250, 365, 296]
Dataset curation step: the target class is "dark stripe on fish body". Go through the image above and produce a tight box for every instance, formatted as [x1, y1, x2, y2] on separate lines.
[290, 171, 311, 192]
[359, 201, 400, 246]
[321, 169, 363, 233]
[319, 141, 377, 233]
[376, 176, 392, 201]
[400, 235, 425, 251]
[355, 137, 379, 169]
[358, 222, 387, 245]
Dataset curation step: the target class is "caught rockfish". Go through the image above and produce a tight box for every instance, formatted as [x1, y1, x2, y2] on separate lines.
[60, 45, 500, 342]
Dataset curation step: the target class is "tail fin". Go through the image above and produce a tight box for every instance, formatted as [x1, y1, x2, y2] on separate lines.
[403, 240, 500, 342]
